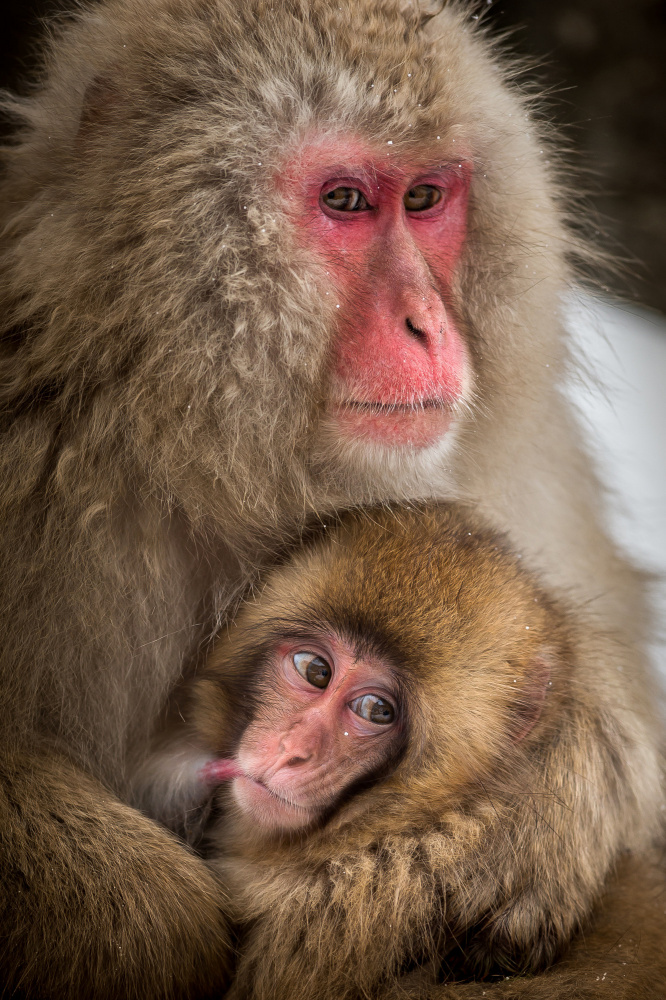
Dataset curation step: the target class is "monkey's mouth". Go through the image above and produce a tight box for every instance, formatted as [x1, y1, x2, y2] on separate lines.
[331, 398, 455, 448]
[232, 774, 317, 831]
[344, 398, 449, 413]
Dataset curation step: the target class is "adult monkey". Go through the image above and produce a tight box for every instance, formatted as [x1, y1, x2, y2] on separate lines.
[0, 0, 662, 998]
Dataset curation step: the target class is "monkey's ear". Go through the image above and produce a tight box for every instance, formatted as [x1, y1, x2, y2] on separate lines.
[512, 655, 552, 742]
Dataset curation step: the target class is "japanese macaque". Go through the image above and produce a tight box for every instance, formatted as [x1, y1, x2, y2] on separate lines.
[0, 0, 663, 996]
[133, 503, 661, 999]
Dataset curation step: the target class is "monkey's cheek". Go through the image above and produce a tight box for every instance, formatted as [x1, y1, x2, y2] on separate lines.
[231, 776, 314, 832]
[330, 404, 455, 448]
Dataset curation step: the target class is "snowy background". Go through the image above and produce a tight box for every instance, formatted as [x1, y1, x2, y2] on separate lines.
[568, 296, 666, 685]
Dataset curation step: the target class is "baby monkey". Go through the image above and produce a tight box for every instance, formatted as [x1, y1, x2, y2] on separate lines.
[135, 504, 627, 998]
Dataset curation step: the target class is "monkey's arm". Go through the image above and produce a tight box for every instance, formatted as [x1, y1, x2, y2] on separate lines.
[392, 848, 666, 1000]
[224, 837, 666, 1000]
[0, 749, 231, 999]
[220, 706, 654, 1000]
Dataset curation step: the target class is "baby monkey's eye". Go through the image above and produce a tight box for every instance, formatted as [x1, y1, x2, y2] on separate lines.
[321, 187, 370, 212]
[349, 694, 396, 725]
[293, 651, 332, 688]
[403, 185, 442, 211]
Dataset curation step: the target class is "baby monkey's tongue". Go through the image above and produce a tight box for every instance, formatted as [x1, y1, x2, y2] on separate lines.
[199, 758, 244, 784]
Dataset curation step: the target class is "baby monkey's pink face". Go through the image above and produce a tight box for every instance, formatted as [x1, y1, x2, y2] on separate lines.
[204, 634, 403, 833]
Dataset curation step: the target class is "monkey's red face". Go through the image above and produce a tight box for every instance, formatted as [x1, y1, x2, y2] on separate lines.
[228, 635, 402, 833]
[285, 139, 472, 449]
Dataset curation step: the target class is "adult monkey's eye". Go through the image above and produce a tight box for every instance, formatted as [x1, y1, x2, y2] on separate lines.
[403, 185, 442, 211]
[293, 651, 332, 688]
[349, 694, 396, 725]
[321, 187, 370, 212]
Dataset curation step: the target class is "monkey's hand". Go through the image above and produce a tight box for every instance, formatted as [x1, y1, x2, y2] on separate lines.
[0, 749, 232, 999]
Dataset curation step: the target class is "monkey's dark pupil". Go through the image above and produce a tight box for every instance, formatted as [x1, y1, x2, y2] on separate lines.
[322, 187, 368, 212]
[293, 651, 332, 688]
[350, 694, 396, 725]
[403, 185, 441, 211]
[306, 658, 331, 688]
[370, 699, 395, 724]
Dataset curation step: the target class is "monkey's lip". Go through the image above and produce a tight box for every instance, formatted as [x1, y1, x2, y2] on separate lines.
[232, 774, 315, 829]
[342, 398, 448, 413]
[331, 399, 454, 447]
[239, 775, 310, 811]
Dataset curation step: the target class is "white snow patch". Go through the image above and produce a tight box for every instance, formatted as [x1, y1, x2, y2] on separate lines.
[566, 294, 666, 684]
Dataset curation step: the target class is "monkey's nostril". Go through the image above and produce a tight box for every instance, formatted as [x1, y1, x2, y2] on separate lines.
[286, 755, 308, 767]
[405, 317, 427, 344]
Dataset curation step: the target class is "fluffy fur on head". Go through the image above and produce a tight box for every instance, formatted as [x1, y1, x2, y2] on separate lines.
[0, 0, 574, 532]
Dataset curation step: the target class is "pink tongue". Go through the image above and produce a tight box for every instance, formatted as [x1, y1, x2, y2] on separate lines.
[200, 759, 244, 784]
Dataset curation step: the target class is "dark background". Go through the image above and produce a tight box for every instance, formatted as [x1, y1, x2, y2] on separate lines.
[1, 0, 665, 312]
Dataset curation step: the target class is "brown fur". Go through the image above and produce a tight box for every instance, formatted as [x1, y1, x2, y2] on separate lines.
[158, 504, 657, 999]
[0, 0, 663, 996]
[392, 849, 666, 999]
[0, 752, 231, 998]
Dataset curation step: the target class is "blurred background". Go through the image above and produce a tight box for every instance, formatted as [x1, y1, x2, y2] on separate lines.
[1, 0, 665, 674]
[491, 0, 666, 315]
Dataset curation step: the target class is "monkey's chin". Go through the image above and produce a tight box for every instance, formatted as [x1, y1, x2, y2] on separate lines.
[311, 408, 461, 506]
[330, 402, 454, 448]
[232, 776, 315, 832]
